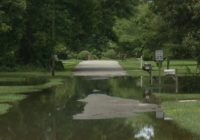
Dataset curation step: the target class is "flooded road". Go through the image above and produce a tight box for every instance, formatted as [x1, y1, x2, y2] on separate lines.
[0, 77, 199, 140]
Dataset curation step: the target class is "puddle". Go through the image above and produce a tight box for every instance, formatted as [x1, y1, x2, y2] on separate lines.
[0, 77, 199, 140]
[73, 94, 159, 120]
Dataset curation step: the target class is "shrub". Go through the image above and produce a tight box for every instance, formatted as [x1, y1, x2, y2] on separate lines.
[55, 60, 65, 71]
[92, 55, 98, 60]
[143, 49, 153, 61]
[77, 50, 91, 60]
[103, 49, 117, 59]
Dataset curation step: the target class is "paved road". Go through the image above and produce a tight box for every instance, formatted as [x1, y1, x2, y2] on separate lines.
[73, 60, 127, 77]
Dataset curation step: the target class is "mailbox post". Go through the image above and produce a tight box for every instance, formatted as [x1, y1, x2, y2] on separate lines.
[164, 69, 178, 93]
[155, 50, 164, 93]
[49, 55, 58, 76]
[142, 64, 153, 85]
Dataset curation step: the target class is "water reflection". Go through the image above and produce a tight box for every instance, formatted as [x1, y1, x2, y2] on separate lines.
[135, 125, 154, 140]
[0, 77, 199, 140]
[138, 76, 200, 93]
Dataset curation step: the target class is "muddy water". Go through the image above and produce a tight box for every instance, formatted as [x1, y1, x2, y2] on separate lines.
[0, 77, 199, 140]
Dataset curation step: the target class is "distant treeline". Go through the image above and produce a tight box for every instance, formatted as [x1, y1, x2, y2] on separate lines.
[1, 0, 200, 68]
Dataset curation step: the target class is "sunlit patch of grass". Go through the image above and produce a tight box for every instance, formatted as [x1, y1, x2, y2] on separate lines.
[0, 94, 27, 103]
[0, 104, 12, 115]
[162, 101, 200, 136]
[0, 79, 63, 95]
[119, 58, 198, 76]
[153, 93, 200, 102]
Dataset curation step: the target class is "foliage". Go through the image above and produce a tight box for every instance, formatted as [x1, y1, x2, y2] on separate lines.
[153, 0, 200, 62]
[0, 0, 138, 68]
[55, 61, 65, 71]
[103, 49, 117, 59]
[77, 50, 91, 60]
[143, 49, 154, 60]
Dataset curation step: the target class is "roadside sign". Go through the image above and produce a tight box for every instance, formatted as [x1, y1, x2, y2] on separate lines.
[155, 50, 163, 61]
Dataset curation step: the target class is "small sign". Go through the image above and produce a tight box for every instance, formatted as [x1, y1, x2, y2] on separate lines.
[155, 50, 163, 61]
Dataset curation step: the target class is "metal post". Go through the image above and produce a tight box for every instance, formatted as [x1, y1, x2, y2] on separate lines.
[140, 76, 143, 88]
[158, 61, 162, 93]
[175, 76, 178, 93]
[150, 71, 153, 85]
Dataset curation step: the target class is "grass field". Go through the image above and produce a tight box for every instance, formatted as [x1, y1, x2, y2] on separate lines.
[153, 93, 200, 136]
[0, 59, 79, 78]
[153, 93, 200, 102]
[119, 58, 198, 77]
[162, 101, 200, 136]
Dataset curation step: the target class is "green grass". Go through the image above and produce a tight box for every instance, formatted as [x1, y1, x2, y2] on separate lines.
[119, 58, 198, 77]
[153, 93, 200, 136]
[153, 93, 200, 102]
[162, 101, 200, 136]
[119, 58, 149, 76]
[0, 79, 64, 95]
[0, 94, 27, 103]
[0, 104, 12, 115]
[0, 59, 79, 78]
[0, 59, 79, 116]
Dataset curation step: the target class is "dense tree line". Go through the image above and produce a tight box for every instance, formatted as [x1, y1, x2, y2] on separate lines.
[1, 0, 200, 69]
[0, 0, 138, 68]
[114, 0, 200, 61]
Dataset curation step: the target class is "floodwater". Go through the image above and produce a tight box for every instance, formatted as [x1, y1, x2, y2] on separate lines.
[139, 76, 200, 93]
[0, 77, 199, 140]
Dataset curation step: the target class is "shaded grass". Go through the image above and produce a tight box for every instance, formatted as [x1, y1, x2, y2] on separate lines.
[162, 101, 200, 136]
[0, 59, 79, 78]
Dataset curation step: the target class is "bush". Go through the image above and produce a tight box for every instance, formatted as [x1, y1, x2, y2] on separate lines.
[92, 55, 98, 60]
[77, 50, 91, 60]
[143, 49, 153, 61]
[66, 51, 77, 59]
[103, 49, 117, 59]
[55, 61, 65, 71]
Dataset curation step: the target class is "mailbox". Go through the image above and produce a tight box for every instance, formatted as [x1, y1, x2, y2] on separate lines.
[164, 69, 176, 76]
[143, 64, 152, 72]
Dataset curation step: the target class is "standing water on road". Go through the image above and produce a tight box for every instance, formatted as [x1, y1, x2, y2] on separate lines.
[0, 77, 198, 140]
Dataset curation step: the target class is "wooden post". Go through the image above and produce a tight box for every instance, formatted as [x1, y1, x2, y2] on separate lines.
[140, 55, 143, 69]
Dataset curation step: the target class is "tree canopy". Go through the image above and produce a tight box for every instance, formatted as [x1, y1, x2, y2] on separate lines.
[1, 0, 200, 68]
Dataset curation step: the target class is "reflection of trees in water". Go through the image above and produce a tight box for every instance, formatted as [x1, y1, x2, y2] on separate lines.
[74, 77, 112, 97]
[0, 91, 135, 140]
[0, 77, 198, 140]
[110, 77, 143, 99]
